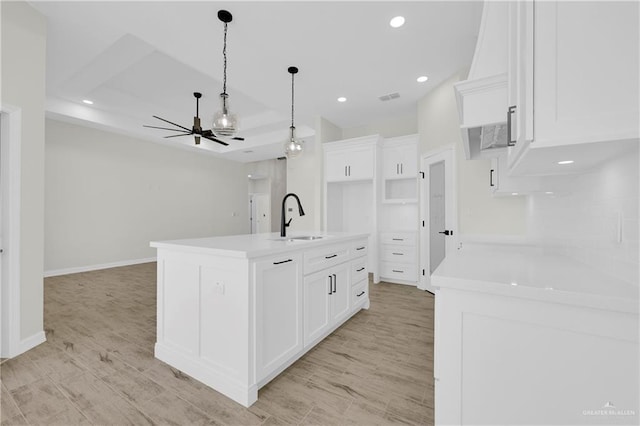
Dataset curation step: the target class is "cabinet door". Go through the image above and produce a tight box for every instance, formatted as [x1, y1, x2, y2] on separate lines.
[255, 254, 303, 382]
[303, 269, 332, 347]
[325, 150, 349, 182]
[346, 148, 375, 180]
[534, 1, 639, 146]
[329, 263, 350, 324]
[383, 147, 404, 178]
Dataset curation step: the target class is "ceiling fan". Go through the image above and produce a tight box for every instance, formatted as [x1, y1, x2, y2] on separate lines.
[143, 92, 244, 146]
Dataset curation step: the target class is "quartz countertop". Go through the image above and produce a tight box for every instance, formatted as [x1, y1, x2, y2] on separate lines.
[150, 231, 369, 259]
[432, 244, 639, 313]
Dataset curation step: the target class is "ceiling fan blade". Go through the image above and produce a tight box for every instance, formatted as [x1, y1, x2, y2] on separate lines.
[152, 115, 192, 132]
[144, 125, 191, 133]
[231, 137, 244, 141]
[202, 134, 229, 146]
[201, 129, 213, 137]
[164, 134, 189, 139]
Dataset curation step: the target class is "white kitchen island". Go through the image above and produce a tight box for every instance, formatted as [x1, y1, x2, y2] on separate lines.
[432, 243, 639, 425]
[150, 232, 370, 407]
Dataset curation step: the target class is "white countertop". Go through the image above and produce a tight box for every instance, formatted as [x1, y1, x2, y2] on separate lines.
[150, 231, 369, 259]
[432, 244, 639, 314]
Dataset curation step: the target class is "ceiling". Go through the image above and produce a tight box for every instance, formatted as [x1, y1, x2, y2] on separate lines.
[30, 1, 483, 162]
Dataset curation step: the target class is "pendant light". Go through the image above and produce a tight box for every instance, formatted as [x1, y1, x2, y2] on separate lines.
[284, 66, 304, 158]
[212, 10, 239, 137]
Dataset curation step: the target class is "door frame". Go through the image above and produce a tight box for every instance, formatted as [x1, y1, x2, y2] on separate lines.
[419, 145, 458, 293]
[1, 104, 22, 358]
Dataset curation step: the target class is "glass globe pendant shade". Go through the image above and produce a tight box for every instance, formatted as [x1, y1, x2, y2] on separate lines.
[284, 126, 303, 159]
[212, 93, 238, 137]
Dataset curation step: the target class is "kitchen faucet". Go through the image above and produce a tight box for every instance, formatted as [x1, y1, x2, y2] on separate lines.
[281, 193, 305, 237]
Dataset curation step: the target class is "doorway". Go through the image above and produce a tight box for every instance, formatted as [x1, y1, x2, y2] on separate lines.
[249, 192, 271, 234]
[419, 146, 457, 293]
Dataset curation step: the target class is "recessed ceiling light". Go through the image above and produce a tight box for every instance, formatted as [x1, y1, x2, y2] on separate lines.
[557, 160, 574, 165]
[512, 192, 519, 196]
[545, 191, 554, 195]
[82, 99, 94, 105]
[417, 76, 429, 83]
[389, 16, 405, 28]
[337, 97, 347, 103]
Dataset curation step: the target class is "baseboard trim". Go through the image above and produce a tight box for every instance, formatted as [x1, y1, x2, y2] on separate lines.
[44, 257, 157, 278]
[15, 330, 46, 357]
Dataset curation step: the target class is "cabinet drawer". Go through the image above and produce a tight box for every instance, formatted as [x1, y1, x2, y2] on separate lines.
[351, 258, 367, 285]
[380, 232, 416, 246]
[381, 245, 416, 264]
[351, 280, 368, 308]
[304, 244, 350, 275]
[352, 240, 368, 258]
[380, 262, 417, 282]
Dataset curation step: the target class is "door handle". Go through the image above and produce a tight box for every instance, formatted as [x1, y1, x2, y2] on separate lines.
[490, 169, 495, 187]
[438, 230, 453, 236]
[507, 105, 516, 146]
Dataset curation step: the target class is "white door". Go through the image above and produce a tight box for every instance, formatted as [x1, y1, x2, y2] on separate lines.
[250, 193, 270, 234]
[303, 269, 331, 346]
[420, 147, 457, 293]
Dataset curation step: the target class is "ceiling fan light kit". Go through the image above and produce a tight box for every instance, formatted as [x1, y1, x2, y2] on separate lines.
[284, 66, 304, 159]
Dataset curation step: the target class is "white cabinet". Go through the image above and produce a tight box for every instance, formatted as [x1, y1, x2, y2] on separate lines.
[303, 262, 349, 348]
[325, 145, 375, 182]
[382, 139, 418, 179]
[507, 0, 639, 175]
[255, 254, 303, 382]
[378, 231, 418, 284]
[303, 242, 367, 348]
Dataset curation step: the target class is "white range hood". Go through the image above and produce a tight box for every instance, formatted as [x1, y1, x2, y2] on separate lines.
[454, 1, 509, 160]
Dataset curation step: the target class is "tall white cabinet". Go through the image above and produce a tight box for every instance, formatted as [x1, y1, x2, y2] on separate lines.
[323, 134, 419, 286]
[324, 135, 381, 282]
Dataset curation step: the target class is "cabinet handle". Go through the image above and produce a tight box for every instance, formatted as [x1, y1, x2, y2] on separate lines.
[273, 259, 293, 265]
[357, 291, 365, 297]
[392, 238, 404, 241]
[392, 270, 404, 273]
[507, 105, 516, 146]
[344, 165, 347, 176]
[348, 165, 351, 176]
[332, 274, 337, 293]
[328, 276, 333, 295]
[325, 254, 338, 259]
[356, 246, 365, 251]
[356, 267, 365, 272]
[392, 252, 403, 256]
[490, 169, 495, 187]
[400, 163, 403, 174]
[396, 164, 399, 175]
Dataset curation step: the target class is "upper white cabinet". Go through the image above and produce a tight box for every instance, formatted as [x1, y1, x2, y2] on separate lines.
[325, 138, 376, 182]
[382, 137, 418, 179]
[507, 0, 639, 175]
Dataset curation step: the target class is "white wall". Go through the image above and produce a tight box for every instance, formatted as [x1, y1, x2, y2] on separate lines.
[417, 70, 527, 236]
[527, 148, 639, 284]
[45, 119, 249, 273]
[342, 114, 417, 140]
[246, 158, 287, 231]
[1, 1, 47, 344]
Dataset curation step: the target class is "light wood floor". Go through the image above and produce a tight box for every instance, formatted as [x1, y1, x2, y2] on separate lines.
[1, 263, 434, 425]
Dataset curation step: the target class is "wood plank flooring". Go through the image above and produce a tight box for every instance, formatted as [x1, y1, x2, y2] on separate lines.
[1, 263, 434, 425]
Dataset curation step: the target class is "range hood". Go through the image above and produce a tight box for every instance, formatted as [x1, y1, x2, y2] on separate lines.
[454, 1, 509, 160]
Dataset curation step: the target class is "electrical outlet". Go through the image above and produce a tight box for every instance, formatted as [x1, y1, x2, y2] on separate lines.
[214, 281, 225, 295]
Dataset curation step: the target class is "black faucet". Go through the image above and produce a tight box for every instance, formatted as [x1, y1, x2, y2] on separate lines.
[281, 193, 305, 237]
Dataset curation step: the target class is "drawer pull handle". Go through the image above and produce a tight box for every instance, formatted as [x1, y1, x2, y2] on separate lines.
[392, 252, 403, 256]
[356, 267, 365, 272]
[356, 246, 365, 251]
[273, 259, 293, 265]
[392, 270, 404, 273]
[357, 291, 365, 297]
[392, 238, 404, 241]
[325, 254, 338, 259]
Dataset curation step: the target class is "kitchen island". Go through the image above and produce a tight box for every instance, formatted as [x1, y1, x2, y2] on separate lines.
[150, 232, 370, 407]
[432, 243, 639, 425]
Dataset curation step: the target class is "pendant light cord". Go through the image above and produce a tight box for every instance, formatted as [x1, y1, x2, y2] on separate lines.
[291, 72, 295, 129]
[222, 22, 228, 95]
